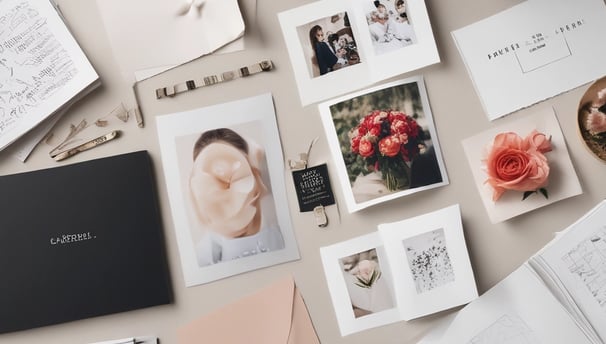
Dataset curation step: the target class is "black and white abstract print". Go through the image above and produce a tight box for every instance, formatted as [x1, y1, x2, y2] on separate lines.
[403, 228, 455, 294]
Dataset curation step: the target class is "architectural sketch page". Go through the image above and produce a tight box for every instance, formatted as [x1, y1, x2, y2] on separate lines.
[536, 201, 606, 343]
[435, 266, 592, 344]
[0, 0, 98, 151]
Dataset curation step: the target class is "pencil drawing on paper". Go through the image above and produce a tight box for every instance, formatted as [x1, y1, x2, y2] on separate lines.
[403, 228, 455, 294]
[561, 226, 606, 309]
[468, 314, 540, 344]
[0, 2, 79, 133]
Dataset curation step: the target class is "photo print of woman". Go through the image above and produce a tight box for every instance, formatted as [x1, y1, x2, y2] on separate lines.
[188, 128, 285, 267]
[297, 12, 361, 78]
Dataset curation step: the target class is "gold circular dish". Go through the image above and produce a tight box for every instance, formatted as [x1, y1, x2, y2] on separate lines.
[578, 76, 606, 162]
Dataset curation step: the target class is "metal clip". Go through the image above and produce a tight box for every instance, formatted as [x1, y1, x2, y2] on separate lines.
[288, 137, 319, 170]
[50, 130, 120, 161]
[313, 205, 328, 228]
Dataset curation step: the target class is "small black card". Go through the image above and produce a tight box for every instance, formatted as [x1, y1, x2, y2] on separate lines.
[292, 163, 335, 212]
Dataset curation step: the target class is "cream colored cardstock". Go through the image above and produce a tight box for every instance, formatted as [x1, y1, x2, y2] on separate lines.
[95, 0, 245, 81]
[461, 107, 582, 223]
[452, 0, 606, 120]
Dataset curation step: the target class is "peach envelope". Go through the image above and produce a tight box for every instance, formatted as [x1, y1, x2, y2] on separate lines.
[177, 276, 320, 344]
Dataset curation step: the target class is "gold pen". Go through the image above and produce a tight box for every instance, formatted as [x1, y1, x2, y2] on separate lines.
[50, 130, 120, 161]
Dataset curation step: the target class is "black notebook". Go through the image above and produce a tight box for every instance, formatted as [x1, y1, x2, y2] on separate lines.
[0, 151, 172, 334]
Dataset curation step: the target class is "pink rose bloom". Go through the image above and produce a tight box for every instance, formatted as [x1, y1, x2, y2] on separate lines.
[189, 142, 265, 237]
[378, 135, 401, 157]
[485, 132, 550, 201]
[524, 130, 552, 153]
[492, 132, 524, 150]
[358, 137, 375, 158]
[586, 110, 606, 135]
[354, 259, 379, 284]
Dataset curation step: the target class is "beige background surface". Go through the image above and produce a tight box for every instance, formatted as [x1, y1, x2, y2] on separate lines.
[1, 0, 605, 343]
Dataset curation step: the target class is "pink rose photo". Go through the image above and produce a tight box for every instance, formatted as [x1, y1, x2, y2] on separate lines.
[484, 130, 552, 201]
[339, 248, 395, 319]
[462, 107, 582, 223]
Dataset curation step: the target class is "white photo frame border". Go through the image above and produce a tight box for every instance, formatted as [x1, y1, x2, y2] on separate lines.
[378, 204, 478, 320]
[451, 0, 606, 120]
[278, 0, 440, 106]
[349, 0, 440, 82]
[320, 232, 401, 336]
[156, 93, 300, 287]
[318, 76, 449, 213]
[278, 0, 369, 106]
[461, 107, 582, 223]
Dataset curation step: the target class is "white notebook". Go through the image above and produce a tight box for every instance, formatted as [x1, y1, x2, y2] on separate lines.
[0, 0, 99, 152]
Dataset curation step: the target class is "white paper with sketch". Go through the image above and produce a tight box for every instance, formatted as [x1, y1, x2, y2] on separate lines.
[320, 205, 476, 336]
[0, 0, 99, 153]
[95, 0, 245, 82]
[530, 200, 606, 343]
[433, 265, 593, 344]
[378, 204, 477, 321]
[8, 105, 65, 162]
[452, 0, 606, 120]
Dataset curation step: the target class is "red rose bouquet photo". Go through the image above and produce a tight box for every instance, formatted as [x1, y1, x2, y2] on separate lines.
[320, 78, 448, 212]
[484, 130, 552, 202]
[349, 110, 423, 191]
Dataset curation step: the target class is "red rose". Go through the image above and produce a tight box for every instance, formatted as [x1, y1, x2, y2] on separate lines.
[363, 111, 379, 128]
[379, 135, 401, 157]
[357, 126, 368, 136]
[351, 110, 422, 162]
[351, 135, 361, 153]
[373, 111, 389, 124]
[390, 118, 408, 135]
[358, 137, 375, 157]
[398, 133, 409, 144]
[368, 124, 381, 138]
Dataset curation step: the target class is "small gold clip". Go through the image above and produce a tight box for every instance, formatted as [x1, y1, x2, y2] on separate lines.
[50, 130, 120, 161]
[313, 205, 328, 228]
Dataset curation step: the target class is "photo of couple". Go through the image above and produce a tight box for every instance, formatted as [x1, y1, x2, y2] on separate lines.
[365, 0, 417, 55]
